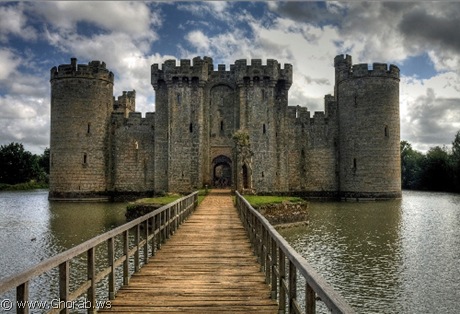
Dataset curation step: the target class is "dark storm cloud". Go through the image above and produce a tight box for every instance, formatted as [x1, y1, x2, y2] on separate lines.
[270, 2, 343, 26]
[399, 7, 460, 53]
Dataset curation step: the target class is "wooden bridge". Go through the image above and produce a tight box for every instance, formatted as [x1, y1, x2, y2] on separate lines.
[100, 189, 277, 313]
[0, 189, 354, 314]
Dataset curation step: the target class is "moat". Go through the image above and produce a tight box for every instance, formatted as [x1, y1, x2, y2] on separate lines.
[1, 189, 459, 313]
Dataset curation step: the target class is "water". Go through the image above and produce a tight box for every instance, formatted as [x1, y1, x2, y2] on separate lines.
[0, 189, 127, 311]
[1, 190, 459, 313]
[279, 190, 460, 314]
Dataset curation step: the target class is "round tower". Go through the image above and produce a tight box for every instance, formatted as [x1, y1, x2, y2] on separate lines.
[336, 56, 401, 199]
[49, 58, 114, 200]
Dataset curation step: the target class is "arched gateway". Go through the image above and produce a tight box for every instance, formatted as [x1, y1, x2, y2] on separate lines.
[211, 155, 232, 188]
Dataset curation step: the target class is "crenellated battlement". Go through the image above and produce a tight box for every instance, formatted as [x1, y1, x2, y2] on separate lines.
[111, 111, 155, 127]
[334, 54, 399, 81]
[233, 59, 293, 86]
[351, 63, 399, 78]
[50, 58, 114, 83]
[151, 57, 213, 87]
[151, 57, 293, 88]
[114, 90, 136, 116]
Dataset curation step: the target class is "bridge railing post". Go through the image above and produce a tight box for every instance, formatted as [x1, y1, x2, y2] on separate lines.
[279, 248, 286, 313]
[271, 238, 278, 300]
[108, 237, 115, 300]
[87, 247, 96, 314]
[144, 219, 149, 265]
[59, 261, 69, 314]
[17, 281, 29, 314]
[306, 282, 316, 314]
[134, 224, 140, 272]
[123, 230, 129, 286]
[288, 260, 299, 314]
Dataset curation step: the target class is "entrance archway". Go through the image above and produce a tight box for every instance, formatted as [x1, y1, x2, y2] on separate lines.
[212, 155, 232, 188]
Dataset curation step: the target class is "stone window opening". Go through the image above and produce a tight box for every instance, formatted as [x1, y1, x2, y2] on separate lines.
[87, 123, 91, 134]
[384, 125, 389, 137]
[83, 153, 87, 165]
[262, 171, 264, 178]
[263, 123, 266, 134]
[354, 95, 358, 107]
[189, 123, 193, 133]
[353, 158, 357, 171]
[220, 120, 224, 131]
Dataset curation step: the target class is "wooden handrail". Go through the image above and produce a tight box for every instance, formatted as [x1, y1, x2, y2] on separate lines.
[0, 191, 199, 313]
[235, 191, 355, 314]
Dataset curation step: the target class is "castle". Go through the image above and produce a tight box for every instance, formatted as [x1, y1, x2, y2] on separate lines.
[49, 55, 401, 201]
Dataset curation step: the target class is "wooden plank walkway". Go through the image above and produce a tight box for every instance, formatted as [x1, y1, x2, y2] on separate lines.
[101, 189, 277, 313]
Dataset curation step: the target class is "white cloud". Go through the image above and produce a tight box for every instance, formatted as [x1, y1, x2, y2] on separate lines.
[0, 95, 49, 154]
[185, 30, 211, 52]
[32, 2, 160, 39]
[0, 49, 21, 80]
[0, 3, 37, 42]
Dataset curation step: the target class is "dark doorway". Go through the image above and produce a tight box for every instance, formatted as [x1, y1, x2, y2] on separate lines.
[212, 155, 232, 188]
[242, 164, 249, 189]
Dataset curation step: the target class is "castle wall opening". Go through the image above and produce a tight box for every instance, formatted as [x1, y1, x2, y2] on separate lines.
[212, 155, 232, 188]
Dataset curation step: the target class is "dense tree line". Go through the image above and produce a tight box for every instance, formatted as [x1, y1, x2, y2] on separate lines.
[401, 131, 460, 192]
[0, 142, 49, 189]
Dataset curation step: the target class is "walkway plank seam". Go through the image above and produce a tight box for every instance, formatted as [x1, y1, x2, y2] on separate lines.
[100, 189, 278, 313]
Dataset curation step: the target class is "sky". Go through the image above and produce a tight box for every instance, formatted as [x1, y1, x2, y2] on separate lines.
[0, 1, 459, 155]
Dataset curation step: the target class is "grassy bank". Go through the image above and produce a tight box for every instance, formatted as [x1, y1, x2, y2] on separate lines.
[243, 195, 304, 207]
[0, 181, 48, 191]
[243, 195, 308, 226]
[126, 189, 209, 220]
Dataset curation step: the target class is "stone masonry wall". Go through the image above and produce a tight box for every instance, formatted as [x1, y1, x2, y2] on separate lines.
[49, 59, 113, 199]
[49, 55, 401, 200]
[110, 112, 155, 193]
[335, 56, 401, 199]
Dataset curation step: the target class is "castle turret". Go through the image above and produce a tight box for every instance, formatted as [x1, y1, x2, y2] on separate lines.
[49, 58, 114, 200]
[335, 56, 401, 199]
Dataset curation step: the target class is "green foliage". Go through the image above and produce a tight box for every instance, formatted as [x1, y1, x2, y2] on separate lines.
[0, 181, 48, 191]
[0, 142, 49, 188]
[401, 131, 460, 193]
[400, 141, 424, 189]
[420, 146, 452, 191]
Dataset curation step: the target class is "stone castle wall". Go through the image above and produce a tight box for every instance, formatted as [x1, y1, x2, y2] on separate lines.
[49, 55, 401, 200]
[49, 58, 114, 199]
[110, 112, 155, 194]
[335, 55, 401, 199]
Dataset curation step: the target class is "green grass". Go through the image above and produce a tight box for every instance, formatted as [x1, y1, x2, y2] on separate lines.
[243, 195, 304, 207]
[134, 194, 182, 205]
[134, 188, 210, 206]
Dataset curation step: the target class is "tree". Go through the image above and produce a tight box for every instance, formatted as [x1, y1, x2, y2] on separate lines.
[420, 146, 453, 191]
[40, 147, 50, 175]
[400, 141, 424, 189]
[451, 131, 460, 191]
[0, 142, 39, 184]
